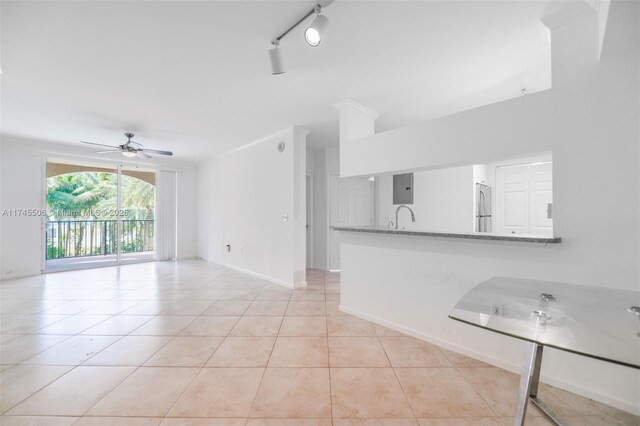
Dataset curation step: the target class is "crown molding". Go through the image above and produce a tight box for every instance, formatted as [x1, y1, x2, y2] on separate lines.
[334, 99, 380, 120]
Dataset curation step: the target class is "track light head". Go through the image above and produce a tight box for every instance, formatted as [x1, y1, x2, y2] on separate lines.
[305, 14, 329, 47]
[269, 43, 285, 75]
[268, 2, 334, 74]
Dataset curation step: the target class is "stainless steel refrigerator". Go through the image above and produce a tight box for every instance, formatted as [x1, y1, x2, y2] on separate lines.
[476, 183, 492, 232]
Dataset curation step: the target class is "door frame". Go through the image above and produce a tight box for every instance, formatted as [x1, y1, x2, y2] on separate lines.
[326, 172, 339, 272]
[494, 160, 553, 236]
[326, 172, 375, 272]
[306, 173, 314, 269]
[42, 156, 158, 272]
[40, 157, 47, 272]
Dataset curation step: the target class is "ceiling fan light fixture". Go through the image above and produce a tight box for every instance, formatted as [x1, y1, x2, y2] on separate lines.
[81, 132, 173, 159]
[305, 14, 329, 47]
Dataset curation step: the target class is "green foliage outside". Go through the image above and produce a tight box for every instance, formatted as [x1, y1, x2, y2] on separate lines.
[46, 172, 154, 220]
[46, 172, 155, 259]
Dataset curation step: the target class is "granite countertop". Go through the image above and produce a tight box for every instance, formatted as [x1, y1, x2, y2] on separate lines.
[332, 226, 562, 244]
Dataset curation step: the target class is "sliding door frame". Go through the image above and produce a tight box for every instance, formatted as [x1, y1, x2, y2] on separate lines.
[42, 156, 159, 272]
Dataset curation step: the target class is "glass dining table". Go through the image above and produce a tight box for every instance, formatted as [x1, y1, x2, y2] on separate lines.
[449, 276, 640, 426]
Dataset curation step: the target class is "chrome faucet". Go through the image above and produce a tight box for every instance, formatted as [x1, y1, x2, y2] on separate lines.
[395, 205, 416, 230]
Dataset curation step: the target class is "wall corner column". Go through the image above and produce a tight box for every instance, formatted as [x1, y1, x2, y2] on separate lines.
[292, 126, 310, 288]
[335, 99, 379, 177]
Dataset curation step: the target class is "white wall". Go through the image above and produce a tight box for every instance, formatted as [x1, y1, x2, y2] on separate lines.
[0, 141, 44, 278]
[325, 147, 339, 173]
[308, 147, 340, 271]
[176, 165, 198, 259]
[340, 232, 639, 413]
[306, 149, 316, 268]
[341, 3, 639, 291]
[377, 166, 474, 233]
[196, 155, 219, 264]
[338, 1, 639, 413]
[306, 149, 315, 176]
[0, 138, 198, 279]
[292, 129, 307, 285]
[197, 127, 307, 288]
[312, 150, 327, 270]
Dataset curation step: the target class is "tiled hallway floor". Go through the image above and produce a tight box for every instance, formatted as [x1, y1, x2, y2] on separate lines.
[0, 261, 637, 425]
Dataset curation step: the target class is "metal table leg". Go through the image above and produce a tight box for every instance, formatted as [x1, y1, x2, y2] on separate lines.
[513, 342, 565, 426]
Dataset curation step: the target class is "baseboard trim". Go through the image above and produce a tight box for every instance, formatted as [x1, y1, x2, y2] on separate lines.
[294, 281, 307, 289]
[1, 270, 42, 280]
[218, 262, 294, 289]
[339, 304, 640, 416]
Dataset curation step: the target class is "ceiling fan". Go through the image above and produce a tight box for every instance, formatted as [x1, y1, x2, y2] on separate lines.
[81, 133, 173, 159]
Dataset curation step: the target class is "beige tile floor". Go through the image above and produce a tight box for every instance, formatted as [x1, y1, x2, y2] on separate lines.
[0, 260, 638, 426]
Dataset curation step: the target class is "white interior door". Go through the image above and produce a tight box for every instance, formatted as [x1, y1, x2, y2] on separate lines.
[496, 162, 553, 236]
[496, 165, 529, 235]
[328, 174, 374, 271]
[529, 163, 553, 236]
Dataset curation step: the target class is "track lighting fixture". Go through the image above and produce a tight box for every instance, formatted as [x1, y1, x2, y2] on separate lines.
[268, 1, 334, 75]
[304, 13, 329, 47]
[269, 42, 285, 75]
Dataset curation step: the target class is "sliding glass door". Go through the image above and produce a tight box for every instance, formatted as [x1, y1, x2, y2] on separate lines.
[119, 166, 156, 264]
[44, 160, 156, 271]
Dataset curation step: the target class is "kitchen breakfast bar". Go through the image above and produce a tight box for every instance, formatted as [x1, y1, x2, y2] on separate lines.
[333, 225, 640, 421]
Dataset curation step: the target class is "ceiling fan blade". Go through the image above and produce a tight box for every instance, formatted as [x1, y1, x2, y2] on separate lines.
[81, 141, 118, 149]
[142, 148, 173, 156]
[128, 140, 142, 147]
[95, 150, 122, 154]
[136, 151, 152, 159]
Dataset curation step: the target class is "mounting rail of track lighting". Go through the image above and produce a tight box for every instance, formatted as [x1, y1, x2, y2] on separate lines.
[268, 0, 335, 75]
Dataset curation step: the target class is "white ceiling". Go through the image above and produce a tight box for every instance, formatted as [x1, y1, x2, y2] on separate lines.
[1, 1, 551, 160]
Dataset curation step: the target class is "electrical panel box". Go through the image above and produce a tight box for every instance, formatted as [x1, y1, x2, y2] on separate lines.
[393, 173, 414, 205]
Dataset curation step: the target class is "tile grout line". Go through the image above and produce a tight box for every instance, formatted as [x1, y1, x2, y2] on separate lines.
[243, 285, 290, 421]
[438, 341, 505, 418]
[454, 365, 504, 419]
[5, 265, 630, 423]
[78, 288, 237, 422]
[156, 283, 262, 422]
[376, 328, 419, 423]
[71, 288, 207, 416]
[4, 310, 140, 414]
[0, 364, 75, 416]
[323, 272, 336, 426]
[2, 333, 77, 365]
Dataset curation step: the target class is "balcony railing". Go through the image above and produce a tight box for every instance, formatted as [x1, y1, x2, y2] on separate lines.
[46, 220, 155, 260]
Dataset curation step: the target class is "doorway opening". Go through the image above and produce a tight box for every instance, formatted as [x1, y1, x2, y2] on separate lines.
[490, 155, 553, 236]
[44, 160, 156, 271]
[306, 174, 314, 269]
[327, 173, 375, 271]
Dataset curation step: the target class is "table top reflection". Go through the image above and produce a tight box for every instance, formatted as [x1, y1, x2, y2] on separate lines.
[449, 276, 640, 369]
